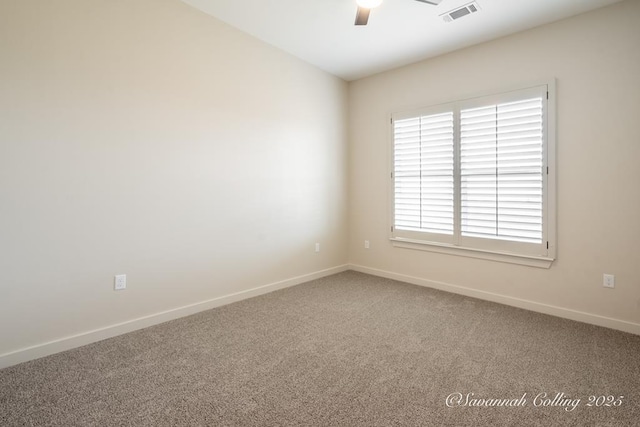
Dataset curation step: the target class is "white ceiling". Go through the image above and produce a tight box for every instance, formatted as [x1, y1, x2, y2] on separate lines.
[181, 0, 623, 81]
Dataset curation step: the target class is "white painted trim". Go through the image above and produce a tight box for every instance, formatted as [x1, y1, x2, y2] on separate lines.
[391, 238, 554, 268]
[349, 264, 640, 336]
[0, 265, 349, 369]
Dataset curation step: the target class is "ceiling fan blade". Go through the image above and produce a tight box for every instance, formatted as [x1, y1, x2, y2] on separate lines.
[354, 7, 371, 26]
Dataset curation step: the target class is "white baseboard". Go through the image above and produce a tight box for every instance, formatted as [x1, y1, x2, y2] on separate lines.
[349, 264, 640, 336]
[4, 263, 637, 370]
[0, 265, 349, 370]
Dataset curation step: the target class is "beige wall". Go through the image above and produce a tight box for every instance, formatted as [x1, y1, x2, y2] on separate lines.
[0, 0, 348, 359]
[349, 0, 640, 326]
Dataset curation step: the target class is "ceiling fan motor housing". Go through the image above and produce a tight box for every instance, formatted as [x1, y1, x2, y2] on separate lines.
[355, 0, 445, 26]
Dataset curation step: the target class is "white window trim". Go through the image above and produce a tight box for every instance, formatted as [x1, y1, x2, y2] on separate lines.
[388, 81, 557, 268]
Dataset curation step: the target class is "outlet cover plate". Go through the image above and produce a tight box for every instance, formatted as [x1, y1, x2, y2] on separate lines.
[114, 274, 127, 290]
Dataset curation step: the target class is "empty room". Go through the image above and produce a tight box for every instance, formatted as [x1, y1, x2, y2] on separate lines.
[1, 0, 639, 425]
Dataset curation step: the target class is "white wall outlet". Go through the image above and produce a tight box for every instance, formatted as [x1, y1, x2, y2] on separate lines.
[114, 274, 127, 291]
[603, 274, 615, 289]
[315, 243, 320, 253]
[364, 240, 370, 249]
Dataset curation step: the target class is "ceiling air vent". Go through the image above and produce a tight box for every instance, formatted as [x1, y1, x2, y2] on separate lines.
[441, 1, 480, 23]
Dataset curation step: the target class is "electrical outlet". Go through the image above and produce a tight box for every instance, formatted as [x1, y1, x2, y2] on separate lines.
[603, 274, 615, 289]
[315, 243, 320, 253]
[364, 240, 370, 249]
[114, 274, 127, 291]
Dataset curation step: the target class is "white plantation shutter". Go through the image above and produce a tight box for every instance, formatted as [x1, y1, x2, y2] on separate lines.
[393, 112, 454, 235]
[460, 97, 543, 243]
[391, 84, 554, 262]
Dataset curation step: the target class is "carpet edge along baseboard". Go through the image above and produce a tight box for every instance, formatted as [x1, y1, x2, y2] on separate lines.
[0, 265, 349, 370]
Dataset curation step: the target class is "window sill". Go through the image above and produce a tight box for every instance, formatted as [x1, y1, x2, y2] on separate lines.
[390, 238, 554, 269]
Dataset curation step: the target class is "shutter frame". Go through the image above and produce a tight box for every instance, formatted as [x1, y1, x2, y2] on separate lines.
[391, 83, 555, 262]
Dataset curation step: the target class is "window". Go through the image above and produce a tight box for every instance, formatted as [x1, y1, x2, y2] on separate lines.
[391, 84, 555, 267]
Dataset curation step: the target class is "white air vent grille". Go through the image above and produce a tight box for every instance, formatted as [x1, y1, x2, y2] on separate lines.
[441, 1, 480, 23]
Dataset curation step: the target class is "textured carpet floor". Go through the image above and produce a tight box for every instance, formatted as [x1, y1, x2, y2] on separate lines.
[1, 271, 639, 426]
